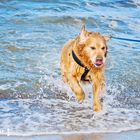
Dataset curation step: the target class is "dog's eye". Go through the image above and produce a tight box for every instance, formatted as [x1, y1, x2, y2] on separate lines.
[101, 47, 105, 50]
[90, 46, 96, 50]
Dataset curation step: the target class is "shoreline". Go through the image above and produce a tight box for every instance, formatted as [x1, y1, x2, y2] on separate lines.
[0, 130, 140, 140]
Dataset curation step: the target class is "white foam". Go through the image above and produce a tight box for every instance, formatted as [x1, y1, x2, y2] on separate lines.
[1, 77, 140, 136]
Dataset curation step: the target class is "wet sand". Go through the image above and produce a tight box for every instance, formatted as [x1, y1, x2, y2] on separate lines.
[1, 130, 140, 140]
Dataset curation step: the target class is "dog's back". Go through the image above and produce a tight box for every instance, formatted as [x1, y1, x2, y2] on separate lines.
[60, 39, 75, 82]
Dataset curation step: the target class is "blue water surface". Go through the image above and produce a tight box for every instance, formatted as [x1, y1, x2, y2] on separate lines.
[0, 0, 140, 136]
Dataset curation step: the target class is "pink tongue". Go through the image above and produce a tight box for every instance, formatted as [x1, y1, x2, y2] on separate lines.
[96, 60, 103, 65]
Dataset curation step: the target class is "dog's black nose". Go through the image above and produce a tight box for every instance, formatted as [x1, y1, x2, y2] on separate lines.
[96, 56, 103, 61]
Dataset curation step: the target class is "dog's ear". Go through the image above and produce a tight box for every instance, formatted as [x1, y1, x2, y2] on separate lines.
[103, 36, 110, 42]
[79, 25, 87, 44]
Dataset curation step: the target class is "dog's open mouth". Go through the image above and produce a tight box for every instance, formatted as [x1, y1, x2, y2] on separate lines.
[95, 59, 103, 67]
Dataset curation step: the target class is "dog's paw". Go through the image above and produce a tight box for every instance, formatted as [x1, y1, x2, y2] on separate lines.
[77, 94, 85, 104]
[94, 102, 102, 112]
[94, 107, 101, 112]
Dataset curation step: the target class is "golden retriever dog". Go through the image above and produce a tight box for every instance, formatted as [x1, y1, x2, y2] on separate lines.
[60, 26, 109, 112]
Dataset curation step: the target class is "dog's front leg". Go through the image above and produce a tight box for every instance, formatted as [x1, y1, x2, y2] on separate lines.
[68, 75, 85, 103]
[93, 79, 102, 112]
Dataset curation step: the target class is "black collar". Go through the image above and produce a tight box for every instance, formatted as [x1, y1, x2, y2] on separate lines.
[72, 50, 90, 81]
[72, 50, 85, 68]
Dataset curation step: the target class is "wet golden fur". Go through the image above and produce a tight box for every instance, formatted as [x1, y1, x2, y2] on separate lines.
[60, 26, 109, 112]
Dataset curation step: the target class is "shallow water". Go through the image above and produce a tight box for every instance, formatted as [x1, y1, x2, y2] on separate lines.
[0, 0, 140, 136]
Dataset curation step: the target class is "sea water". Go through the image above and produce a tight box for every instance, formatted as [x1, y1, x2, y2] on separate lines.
[0, 0, 140, 136]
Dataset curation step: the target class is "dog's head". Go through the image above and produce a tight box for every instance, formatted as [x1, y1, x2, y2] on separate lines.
[78, 26, 109, 68]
